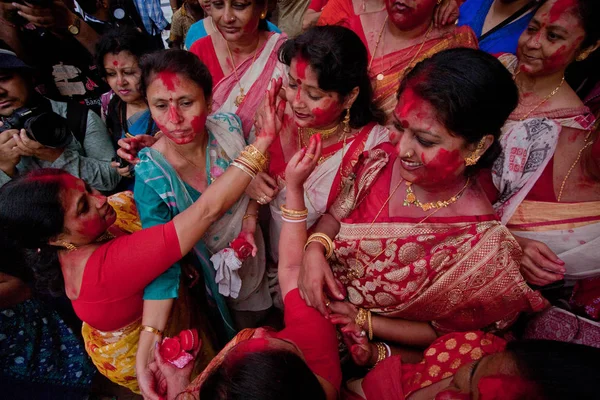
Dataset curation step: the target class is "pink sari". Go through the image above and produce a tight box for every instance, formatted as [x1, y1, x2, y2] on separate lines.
[190, 32, 288, 141]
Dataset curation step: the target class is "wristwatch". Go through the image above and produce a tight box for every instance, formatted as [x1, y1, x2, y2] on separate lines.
[68, 16, 81, 36]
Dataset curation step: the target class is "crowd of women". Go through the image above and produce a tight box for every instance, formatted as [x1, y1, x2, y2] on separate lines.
[1, 0, 599, 399]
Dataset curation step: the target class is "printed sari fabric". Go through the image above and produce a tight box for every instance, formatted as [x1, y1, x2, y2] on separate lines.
[190, 32, 288, 141]
[345, 331, 507, 400]
[0, 298, 96, 399]
[330, 144, 546, 333]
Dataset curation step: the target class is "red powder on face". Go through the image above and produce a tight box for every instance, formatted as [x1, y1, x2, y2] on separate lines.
[401, 120, 409, 128]
[191, 114, 206, 134]
[112, 60, 119, 66]
[168, 105, 180, 123]
[157, 71, 180, 92]
[418, 148, 464, 185]
[549, 0, 576, 23]
[386, 0, 437, 30]
[312, 99, 341, 127]
[295, 57, 309, 80]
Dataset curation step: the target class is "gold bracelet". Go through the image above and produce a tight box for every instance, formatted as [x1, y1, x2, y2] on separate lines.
[280, 204, 309, 216]
[374, 342, 387, 366]
[232, 161, 257, 179]
[239, 152, 264, 173]
[304, 233, 334, 259]
[243, 213, 258, 221]
[355, 308, 368, 330]
[245, 144, 268, 166]
[235, 157, 261, 175]
[141, 325, 162, 337]
[367, 309, 373, 340]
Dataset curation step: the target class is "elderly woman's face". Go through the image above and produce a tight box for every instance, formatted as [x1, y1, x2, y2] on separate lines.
[146, 72, 210, 145]
[210, 0, 264, 43]
[385, 0, 438, 31]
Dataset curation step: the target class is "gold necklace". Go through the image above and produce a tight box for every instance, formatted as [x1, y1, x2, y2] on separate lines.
[403, 178, 471, 211]
[368, 18, 433, 82]
[62, 231, 116, 252]
[556, 129, 594, 202]
[224, 39, 260, 107]
[515, 74, 565, 121]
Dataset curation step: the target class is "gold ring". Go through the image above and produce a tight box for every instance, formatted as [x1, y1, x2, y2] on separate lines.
[325, 299, 331, 307]
[306, 153, 315, 160]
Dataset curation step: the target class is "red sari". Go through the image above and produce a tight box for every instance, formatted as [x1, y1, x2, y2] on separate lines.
[329, 143, 547, 333]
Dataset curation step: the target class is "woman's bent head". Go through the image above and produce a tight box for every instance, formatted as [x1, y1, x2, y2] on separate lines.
[0, 169, 116, 295]
[140, 49, 213, 145]
[391, 48, 518, 188]
[279, 25, 385, 131]
[96, 26, 152, 105]
[211, 0, 270, 43]
[199, 328, 326, 400]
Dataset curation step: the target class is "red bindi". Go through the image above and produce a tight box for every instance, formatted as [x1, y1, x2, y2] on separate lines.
[112, 60, 119, 66]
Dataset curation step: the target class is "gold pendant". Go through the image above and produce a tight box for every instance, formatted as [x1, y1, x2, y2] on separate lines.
[406, 192, 416, 203]
[377, 73, 384, 81]
[234, 89, 245, 107]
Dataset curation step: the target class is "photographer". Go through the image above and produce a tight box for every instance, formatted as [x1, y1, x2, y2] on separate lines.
[0, 50, 120, 191]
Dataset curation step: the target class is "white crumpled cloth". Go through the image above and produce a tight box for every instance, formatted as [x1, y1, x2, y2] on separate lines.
[210, 248, 243, 299]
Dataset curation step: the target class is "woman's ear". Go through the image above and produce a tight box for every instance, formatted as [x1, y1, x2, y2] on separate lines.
[577, 40, 600, 62]
[467, 134, 494, 156]
[343, 87, 360, 110]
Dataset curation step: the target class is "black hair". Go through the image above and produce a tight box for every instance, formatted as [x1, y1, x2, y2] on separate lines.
[571, 0, 600, 50]
[278, 25, 386, 128]
[397, 48, 519, 176]
[139, 49, 213, 100]
[507, 340, 600, 400]
[0, 168, 69, 296]
[198, 349, 326, 400]
[95, 25, 152, 78]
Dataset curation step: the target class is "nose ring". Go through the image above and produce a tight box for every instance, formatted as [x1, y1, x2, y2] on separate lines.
[405, 150, 414, 158]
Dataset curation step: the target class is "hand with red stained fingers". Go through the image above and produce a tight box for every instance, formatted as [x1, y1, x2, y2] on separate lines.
[235, 230, 258, 258]
[245, 172, 279, 204]
[340, 322, 376, 367]
[434, 0, 460, 27]
[255, 77, 286, 144]
[515, 235, 565, 287]
[285, 133, 322, 191]
[148, 340, 201, 400]
[117, 134, 158, 164]
[328, 300, 360, 328]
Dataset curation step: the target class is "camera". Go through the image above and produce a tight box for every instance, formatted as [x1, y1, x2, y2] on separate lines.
[0, 107, 73, 148]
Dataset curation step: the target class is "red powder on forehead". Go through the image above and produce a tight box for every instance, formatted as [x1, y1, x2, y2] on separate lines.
[226, 338, 270, 365]
[28, 174, 81, 190]
[157, 71, 180, 91]
[549, 0, 577, 23]
[112, 60, 119, 66]
[295, 57, 309, 80]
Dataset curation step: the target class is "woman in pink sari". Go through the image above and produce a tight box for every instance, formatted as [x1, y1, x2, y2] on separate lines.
[318, 0, 476, 122]
[189, 0, 287, 142]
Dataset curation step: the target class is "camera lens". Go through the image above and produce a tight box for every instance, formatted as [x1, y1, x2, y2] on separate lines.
[25, 112, 73, 148]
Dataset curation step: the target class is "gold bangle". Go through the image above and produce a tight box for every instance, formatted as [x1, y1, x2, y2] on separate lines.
[304, 233, 334, 259]
[374, 342, 387, 366]
[239, 152, 264, 173]
[235, 157, 260, 175]
[280, 204, 309, 216]
[245, 144, 268, 166]
[141, 325, 162, 337]
[243, 213, 258, 221]
[232, 161, 257, 179]
[367, 309, 373, 340]
[355, 308, 368, 330]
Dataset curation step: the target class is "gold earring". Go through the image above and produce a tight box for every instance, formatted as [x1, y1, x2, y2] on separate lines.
[260, 11, 266, 19]
[464, 138, 486, 166]
[437, 0, 443, 5]
[342, 109, 351, 133]
[58, 241, 77, 252]
[576, 53, 589, 62]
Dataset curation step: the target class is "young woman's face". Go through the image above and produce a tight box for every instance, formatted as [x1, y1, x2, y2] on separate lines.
[385, 0, 438, 31]
[285, 57, 346, 130]
[103, 51, 143, 104]
[146, 72, 209, 145]
[58, 176, 116, 246]
[391, 88, 473, 189]
[517, 0, 586, 76]
[211, 0, 263, 43]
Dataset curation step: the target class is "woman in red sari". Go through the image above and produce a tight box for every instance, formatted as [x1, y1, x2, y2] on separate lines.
[299, 48, 546, 355]
[189, 0, 287, 141]
[317, 0, 476, 122]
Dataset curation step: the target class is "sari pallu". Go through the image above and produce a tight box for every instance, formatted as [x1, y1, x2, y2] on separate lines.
[370, 25, 478, 118]
[330, 146, 546, 333]
[268, 123, 390, 261]
[192, 33, 288, 141]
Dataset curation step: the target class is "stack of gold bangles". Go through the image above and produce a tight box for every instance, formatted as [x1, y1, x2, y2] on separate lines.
[280, 204, 308, 223]
[355, 308, 374, 340]
[374, 342, 390, 366]
[304, 232, 334, 259]
[231, 144, 268, 178]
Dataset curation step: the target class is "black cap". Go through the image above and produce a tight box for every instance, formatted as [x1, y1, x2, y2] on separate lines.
[0, 49, 32, 70]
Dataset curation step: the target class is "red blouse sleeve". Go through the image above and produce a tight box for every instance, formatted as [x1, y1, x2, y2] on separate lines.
[275, 289, 342, 391]
[309, 0, 328, 11]
[82, 221, 182, 297]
